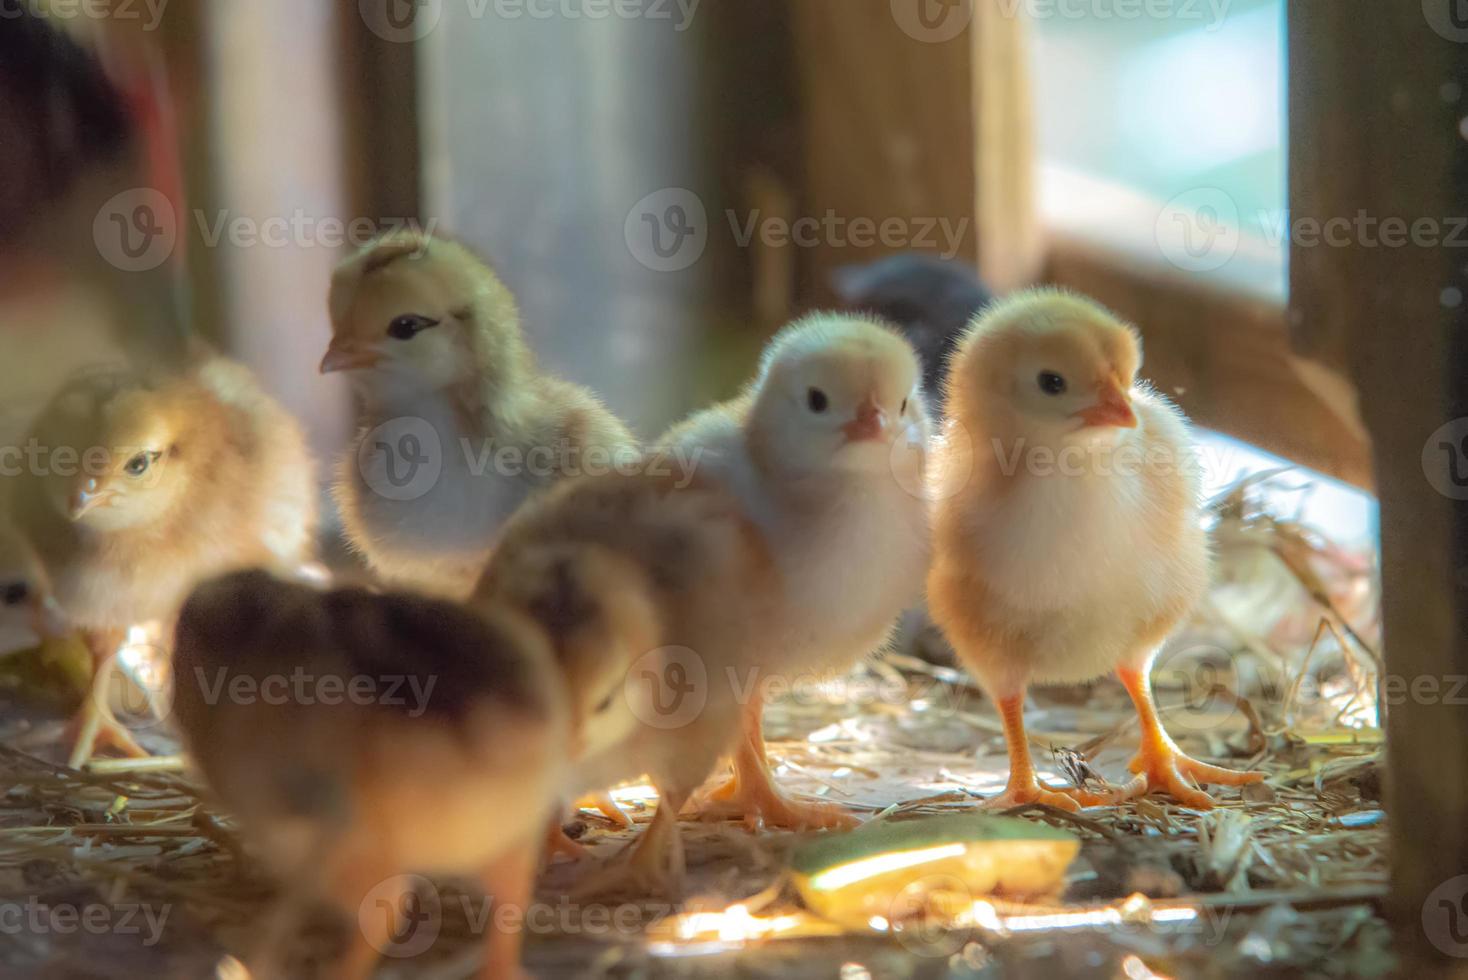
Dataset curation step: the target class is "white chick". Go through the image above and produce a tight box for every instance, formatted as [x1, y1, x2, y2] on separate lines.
[475, 470, 775, 895]
[324, 231, 637, 599]
[658, 314, 931, 831]
[172, 570, 566, 980]
[928, 289, 1265, 810]
[7, 355, 318, 766]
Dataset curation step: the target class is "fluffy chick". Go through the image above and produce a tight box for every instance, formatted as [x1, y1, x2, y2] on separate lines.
[474, 470, 775, 895]
[7, 355, 318, 766]
[324, 231, 637, 599]
[659, 314, 931, 831]
[172, 570, 563, 980]
[928, 289, 1265, 810]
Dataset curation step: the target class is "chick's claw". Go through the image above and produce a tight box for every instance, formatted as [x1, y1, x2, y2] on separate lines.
[65, 701, 148, 769]
[982, 780, 1117, 813]
[1116, 745, 1266, 810]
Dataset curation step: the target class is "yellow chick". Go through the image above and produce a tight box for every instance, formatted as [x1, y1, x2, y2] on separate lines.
[658, 314, 931, 831]
[474, 470, 775, 894]
[324, 231, 637, 599]
[7, 355, 318, 766]
[171, 570, 564, 980]
[928, 290, 1265, 810]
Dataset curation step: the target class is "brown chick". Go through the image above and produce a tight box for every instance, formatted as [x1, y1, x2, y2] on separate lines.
[474, 470, 776, 896]
[324, 231, 638, 599]
[172, 570, 564, 980]
[7, 354, 318, 767]
[928, 289, 1265, 810]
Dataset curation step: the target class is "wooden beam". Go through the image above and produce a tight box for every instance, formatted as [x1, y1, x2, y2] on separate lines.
[1289, 1, 1468, 972]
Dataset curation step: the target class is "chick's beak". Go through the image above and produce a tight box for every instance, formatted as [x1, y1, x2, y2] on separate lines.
[319, 340, 383, 374]
[69, 480, 113, 520]
[842, 395, 889, 442]
[1074, 379, 1137, 429]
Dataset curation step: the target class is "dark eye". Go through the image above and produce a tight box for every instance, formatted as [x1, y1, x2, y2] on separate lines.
[124, 453, 151, 477]
[807, 388, 829, 413]
[2, 583, 28, 607]
[900, 397, 909, 415]
[387, 314, 440, 341]
[1037, 371, 1067, 396]
[593, 693, 615, 714]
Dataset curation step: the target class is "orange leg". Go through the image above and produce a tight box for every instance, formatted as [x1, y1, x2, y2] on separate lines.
[479, 846, 537, 980]
[570, 786, 691, 900]
[66, 630, 147, 769]
[577, 792, 633, 829]
[982, 692, 1117, 812]
[1113, 666, 1266, 809]
[699, 691, 857, 831]
[543, 817, 590, 862]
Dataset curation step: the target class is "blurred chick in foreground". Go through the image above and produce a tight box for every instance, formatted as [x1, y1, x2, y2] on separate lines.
[928, 290, 1265, 810]
[6, 354, 317, 767]
[476, 471, 773, 894]
[831, 253, 994, 409]
[325, 232, 637, 599]
[660, 315, 931, 831]
[173, 571, 563, 980]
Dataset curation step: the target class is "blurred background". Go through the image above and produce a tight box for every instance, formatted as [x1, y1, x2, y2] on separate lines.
[0, 0, 1371, 548]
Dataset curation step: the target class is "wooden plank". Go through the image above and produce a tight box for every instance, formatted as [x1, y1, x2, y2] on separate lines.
[1048, 235, 1373, 489]
[1289, 1, 1468, 972]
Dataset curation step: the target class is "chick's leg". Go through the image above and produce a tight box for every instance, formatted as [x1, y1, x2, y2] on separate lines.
[1113, 665, 1266, 809]
[571, 786, 691, 900]
[701, 691, 858, 831]
[479, 844, 538, 980]
[66, 629, 147, 768]
[982, 692, 1117, 812]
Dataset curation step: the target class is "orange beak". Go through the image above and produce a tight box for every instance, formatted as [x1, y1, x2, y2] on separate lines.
[319, 340, 384, 374]
[842, 395, 888, 442]
[1074, 379, 1137, 429]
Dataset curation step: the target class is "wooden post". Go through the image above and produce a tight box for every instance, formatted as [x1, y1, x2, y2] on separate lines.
[1289, 1, 1468, 971]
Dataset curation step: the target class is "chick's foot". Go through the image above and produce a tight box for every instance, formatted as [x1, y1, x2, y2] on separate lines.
[65, 701, 147, 769]
[1114, 744, 1265, 810]
[981, 777, 1117, 813]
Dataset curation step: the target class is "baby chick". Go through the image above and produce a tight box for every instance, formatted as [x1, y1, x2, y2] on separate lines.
[7, 355, 318, 766]
[324, 232, 637, 599]
[928, 289, 1265, 810]
[172, 570, 563, 980]
[475, 470, 774, 894]
[660, 314, 931, 831]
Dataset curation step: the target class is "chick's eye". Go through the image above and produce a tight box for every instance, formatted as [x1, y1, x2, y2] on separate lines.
[1037, 371, 1068, 396]
[807, 388, 829, 413]
[593, 693, 615, 714]
[2, 583, 28, 607]
[124, 453, 151, 477]
[387, 314, 440, 341]
[901, 397, 909, 415]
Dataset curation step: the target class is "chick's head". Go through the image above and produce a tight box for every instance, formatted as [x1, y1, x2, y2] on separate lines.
[748, 314, 927, 479]
[948, 289, 1141, 446]
[479, 540, 661, 761]
[40, 375, 219, 533]
[323, 231, 529, 396]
